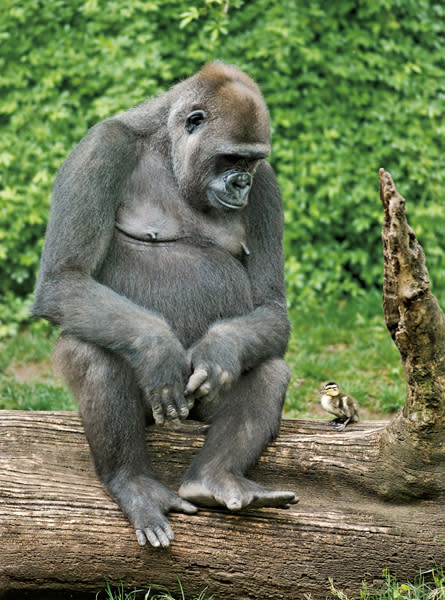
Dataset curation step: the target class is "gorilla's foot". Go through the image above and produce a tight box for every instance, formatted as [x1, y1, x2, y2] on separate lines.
[109, 475, 197, 548]
[179, 472, 298, 511]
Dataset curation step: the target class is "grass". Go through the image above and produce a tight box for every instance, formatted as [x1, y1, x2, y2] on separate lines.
[0, 291, 404, 419]
[98, 568, 445, 600]
[100, 578, 214, 600]
[285, 290, 405, 420]
[325, 567, 445, 600]
[0, 321, 75, 410]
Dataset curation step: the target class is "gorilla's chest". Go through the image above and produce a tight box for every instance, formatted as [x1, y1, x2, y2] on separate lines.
[115, 156, 248, 259]
[101, 149, 254, 346]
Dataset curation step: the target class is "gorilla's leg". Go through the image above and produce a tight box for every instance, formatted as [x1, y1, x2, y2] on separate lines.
[54, 335, 196, 548]
[179, 358, 299, 510]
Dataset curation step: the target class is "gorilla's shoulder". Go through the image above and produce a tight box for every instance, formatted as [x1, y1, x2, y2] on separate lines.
[86, 118, 138, 145]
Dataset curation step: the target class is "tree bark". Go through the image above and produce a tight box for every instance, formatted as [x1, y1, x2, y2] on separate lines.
[376, 168, 445, 499]
[0, 170, 443, 599]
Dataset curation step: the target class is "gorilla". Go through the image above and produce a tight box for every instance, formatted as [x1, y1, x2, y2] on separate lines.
[33, 62, 298, 548]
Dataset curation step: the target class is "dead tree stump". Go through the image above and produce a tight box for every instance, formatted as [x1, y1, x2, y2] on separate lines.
[0, 170, 443, 599]
[377, 168, 445, 499]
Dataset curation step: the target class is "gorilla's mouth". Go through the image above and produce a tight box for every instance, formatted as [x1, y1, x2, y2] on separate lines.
[209, 190, 248, 210]
[206, 168, 252, 211]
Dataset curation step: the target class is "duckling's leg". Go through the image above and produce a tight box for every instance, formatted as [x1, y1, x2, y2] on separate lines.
[334, 417, 352, 431]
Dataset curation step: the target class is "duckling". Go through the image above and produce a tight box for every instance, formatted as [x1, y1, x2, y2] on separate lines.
[319, 381, 359, 431]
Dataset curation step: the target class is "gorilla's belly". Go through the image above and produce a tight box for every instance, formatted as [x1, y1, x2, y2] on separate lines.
[98, 234, 254, 348]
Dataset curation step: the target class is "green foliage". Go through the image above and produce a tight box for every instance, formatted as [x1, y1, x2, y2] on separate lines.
[0, 0, 443, 330]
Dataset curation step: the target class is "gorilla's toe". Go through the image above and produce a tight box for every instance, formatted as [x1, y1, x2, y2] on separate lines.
[179, 475, 298, 511]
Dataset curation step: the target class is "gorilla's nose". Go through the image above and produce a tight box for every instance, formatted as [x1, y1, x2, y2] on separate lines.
[226, 171, 252, 191]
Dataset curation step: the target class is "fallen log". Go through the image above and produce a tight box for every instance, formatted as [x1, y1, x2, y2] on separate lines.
[0, 412, 444, 600]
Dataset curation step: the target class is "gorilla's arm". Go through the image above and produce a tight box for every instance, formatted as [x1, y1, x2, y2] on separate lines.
[32, 120, 190, 423]
[186, 163, 290, 400]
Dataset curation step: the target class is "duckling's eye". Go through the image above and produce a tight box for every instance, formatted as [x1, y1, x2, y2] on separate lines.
[185, 110, 206, 134]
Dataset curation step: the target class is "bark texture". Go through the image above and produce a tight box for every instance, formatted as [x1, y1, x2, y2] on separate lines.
[376, 168, 445, 499]
[0, 170, 444, 599]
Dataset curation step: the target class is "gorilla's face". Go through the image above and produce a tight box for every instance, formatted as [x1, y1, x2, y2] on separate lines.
[204, 150, 267, 211]
[168, 64, 271, 212]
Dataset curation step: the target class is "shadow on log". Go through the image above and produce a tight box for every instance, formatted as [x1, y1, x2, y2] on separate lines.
[0, 170, 443, 599]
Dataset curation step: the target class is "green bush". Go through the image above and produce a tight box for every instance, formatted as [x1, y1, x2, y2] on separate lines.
[1, 0, 443, 332]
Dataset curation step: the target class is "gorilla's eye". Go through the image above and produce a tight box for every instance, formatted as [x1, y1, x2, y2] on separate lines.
[185, 110, 206, 134]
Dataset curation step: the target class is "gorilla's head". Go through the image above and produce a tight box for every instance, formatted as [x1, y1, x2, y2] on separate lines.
[168, 62, 271, 212]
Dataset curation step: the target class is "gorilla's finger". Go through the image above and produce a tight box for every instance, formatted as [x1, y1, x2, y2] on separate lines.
[162, 387, 178, 419]
[178, 402, 190, 418]
[166, 405, 179, 419]
[173, 385, 190, 419]
[185, 368, 208, 395]
[219, 370, 232, 387]
[150, 393, 165, 425]
[197, 381, 212, 396]
[187, 381, 212, 401]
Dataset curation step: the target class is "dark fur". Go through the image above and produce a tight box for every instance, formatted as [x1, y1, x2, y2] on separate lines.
[33, 62, 298, 548]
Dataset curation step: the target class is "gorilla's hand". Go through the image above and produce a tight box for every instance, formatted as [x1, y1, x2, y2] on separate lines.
[139, 334, 192, 425]
[185, 330, 241, 401]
